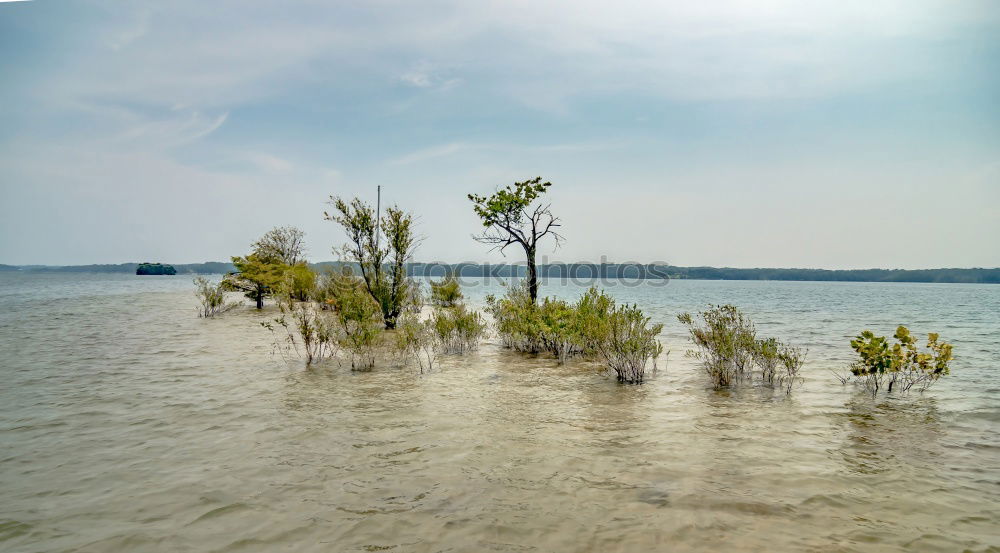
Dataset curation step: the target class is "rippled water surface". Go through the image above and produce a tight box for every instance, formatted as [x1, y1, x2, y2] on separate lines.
[1, 273, 998, 552]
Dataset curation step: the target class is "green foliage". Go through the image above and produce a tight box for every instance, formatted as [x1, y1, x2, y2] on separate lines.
[284, 263, 317, 302]
[678, 305, 805, 391]
[312, 266, 363, 308]
[430, 273, 463, 307]
[136, 263, 176, 275]
[325, 197, 418, 329]
[193, 276, 237, 317]
[848, 326, 953, 397]
[468, 177, 550, 228]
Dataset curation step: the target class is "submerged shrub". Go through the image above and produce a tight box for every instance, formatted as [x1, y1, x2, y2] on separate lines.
[488, 282, 663, 383]
[267, 301, 337, 365]
[333, 282, 384, 370]
[393, 313, 438, 372]
[538, 297, 581, 364]
[848, 326, 953, 397]
[678, 305, 757, 388]
[194, 276, 238, 317]
[679, 305, 805, 391]
[486, 280, 545, 352]
[595, 303, 664, 384]
[431, 304, 487, 354]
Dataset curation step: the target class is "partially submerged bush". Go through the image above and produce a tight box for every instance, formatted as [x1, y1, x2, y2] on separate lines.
[678, 305, 805, 391]
[488, 283, 664, 383]
[267, 301, 337, 365]
[595, 303, 664, 384]
[486, 280, 545, 352]
[393, 314, 438, 372]
[333, 282, 384, 370]
[263, 269, 383, 370]
[847, 326, 953, 397]
[431, 304, 487, 354]
[194, 276, 238, 317]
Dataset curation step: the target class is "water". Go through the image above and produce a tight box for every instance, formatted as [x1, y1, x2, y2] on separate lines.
[1, 273, 998, 552]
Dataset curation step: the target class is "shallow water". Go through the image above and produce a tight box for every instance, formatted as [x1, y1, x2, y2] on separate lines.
[1, 273, 998, 552]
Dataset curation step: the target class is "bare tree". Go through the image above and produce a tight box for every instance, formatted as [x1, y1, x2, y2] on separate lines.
[252, 226, 306, 265]
[468, 177, 562, 304]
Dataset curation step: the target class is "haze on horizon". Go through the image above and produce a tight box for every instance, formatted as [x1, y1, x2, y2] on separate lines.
[1, 0, 998, 270]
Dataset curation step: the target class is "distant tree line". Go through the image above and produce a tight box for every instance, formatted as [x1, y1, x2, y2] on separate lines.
[4, 262, 999, 284]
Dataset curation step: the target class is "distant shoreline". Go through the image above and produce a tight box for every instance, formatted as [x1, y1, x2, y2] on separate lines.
[1, 262, 997, 284]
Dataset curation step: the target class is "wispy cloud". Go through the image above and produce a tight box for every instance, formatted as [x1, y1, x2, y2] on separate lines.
[388, 141, 623, 165]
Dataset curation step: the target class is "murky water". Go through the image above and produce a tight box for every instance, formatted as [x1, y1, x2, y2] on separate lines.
[1, 273, 998, 552]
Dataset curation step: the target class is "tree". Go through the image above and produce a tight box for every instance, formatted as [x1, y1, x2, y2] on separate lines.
[252, 226, 306, 265]
[223, 226, 307, 309]
[468, 177, 562, 304]
[224, 253, 289, 309]
[324, 196, 417, 329]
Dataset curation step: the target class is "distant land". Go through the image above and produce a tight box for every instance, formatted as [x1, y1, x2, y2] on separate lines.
[1, 262, 998, 284]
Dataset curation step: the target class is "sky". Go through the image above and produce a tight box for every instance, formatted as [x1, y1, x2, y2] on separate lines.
[1, 0, 998, 269]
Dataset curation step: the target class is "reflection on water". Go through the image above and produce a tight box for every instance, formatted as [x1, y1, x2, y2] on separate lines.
[0, 274, 998, 552]
[838, 397, 944, 476]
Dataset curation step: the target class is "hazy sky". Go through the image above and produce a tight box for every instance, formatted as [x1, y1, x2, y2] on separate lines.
[1, 0, 998, 268]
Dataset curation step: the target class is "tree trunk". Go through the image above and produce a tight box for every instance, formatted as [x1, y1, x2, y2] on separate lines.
[255, 286, 264, 309]
[527, 248, 538, 304]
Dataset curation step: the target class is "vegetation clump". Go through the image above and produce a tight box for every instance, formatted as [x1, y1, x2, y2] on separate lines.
[430, 271, 463, 307]
[430, 303, 487, 354]
[224, 226, 308, 309]
[193, 276, 238, 317]
[678, 305, 805, 391]
[393, 313, 438, 372]
[846, 326, 953, 397]
[486, 282, 663, 383]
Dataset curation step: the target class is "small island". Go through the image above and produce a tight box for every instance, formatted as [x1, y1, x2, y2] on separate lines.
[136, 263, 177, 276]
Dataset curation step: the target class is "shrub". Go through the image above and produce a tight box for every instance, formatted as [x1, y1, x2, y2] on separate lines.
[332, 282, 384, 370]
[430, 273, 463, 307]
[679, 305, 805, 391]
[778, 345, 806, 393]
[393, 313, 438, 372]
[537, 297, 581, 364]
[486, 280, 545, 352]
[848, 326, 953, 397]
[431, 304, 487, 354]
[284, 263, 317, 302]
[268, 301, 337, 365]
[595, 303, 664, 384]
[194, 276, 238, 317]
